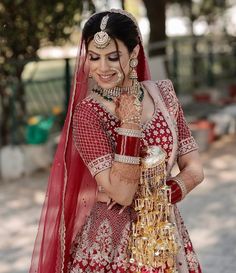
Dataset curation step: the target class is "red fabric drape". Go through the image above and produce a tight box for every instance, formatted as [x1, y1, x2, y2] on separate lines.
[29, 9, 151, 273]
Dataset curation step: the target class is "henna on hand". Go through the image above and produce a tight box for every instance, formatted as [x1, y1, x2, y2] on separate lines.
[110, 161, 140, 184]
[115, 93, 142, 122]
[176, 167, 203, 194]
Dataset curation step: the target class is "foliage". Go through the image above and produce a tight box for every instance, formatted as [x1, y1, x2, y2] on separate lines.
[0, 0, 83, 75]
[168, 0, 228, 26]
[0, 0, 95, 145]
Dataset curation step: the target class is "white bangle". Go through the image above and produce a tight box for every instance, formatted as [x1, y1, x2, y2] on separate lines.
[114, 154, 140, 165]
[115, 127, 143, 138]
[172, 177, 187, 200]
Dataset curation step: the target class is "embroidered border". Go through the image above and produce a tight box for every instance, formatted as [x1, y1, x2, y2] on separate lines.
[178, 136, 198, 156]
[88, 153, 113, 177]
[174, 206, 202, 272]
[156, 79, 179, 119]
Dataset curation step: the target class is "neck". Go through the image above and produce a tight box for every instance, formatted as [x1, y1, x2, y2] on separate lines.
[96, 80, 139, 92]
[119, 78, 133, 88]
[92, 80, 144, 102]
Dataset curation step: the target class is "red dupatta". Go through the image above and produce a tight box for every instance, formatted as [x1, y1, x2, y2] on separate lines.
[29, 9, 151, 273]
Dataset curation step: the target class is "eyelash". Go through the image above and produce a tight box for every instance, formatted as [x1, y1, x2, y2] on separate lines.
[89, 55, 120, 62]
[109, 56, 119, 61]
[89, 56, 99, 61]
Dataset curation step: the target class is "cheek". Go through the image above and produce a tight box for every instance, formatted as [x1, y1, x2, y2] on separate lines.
[88, 62, 98, 73]
[119, 59, 130, 76]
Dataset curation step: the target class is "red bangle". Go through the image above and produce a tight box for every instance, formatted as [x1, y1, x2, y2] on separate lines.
[166, 180, 183, 204]
[116, 134, 141, 157]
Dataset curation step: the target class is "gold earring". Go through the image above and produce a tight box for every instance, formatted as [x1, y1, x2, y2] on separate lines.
[129, 58, 138, 80]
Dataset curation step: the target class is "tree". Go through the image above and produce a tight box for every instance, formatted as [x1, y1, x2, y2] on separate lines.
[142, 0, 228, 54]
[0, 0, 95, 145]
[142, 0, 166, 56]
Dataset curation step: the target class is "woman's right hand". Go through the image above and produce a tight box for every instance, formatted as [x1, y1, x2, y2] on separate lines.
[115, 93, 142, 122]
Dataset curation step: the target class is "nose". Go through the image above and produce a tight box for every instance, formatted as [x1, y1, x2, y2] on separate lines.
[99, 58, 109, 72]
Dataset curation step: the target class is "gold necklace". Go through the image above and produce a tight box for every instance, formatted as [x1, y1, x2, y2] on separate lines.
[92, 82, 144, 102]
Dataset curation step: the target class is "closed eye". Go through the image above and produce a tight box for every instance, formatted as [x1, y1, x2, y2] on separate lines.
[108, 53, 120, 61]
[88, 51, 120, 61]
[108, 56, 119, 61]
[88, 52, 100, 61]
[89, 55, 99, 61]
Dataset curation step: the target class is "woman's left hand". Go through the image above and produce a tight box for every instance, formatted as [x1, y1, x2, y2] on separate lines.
[97, 187, 127, 214]
[96, 191, 111, 204]
[107, 201, 127, 214]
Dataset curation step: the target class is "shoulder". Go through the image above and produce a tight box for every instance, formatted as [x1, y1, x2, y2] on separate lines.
[156, 79, 179, 118]
[142, 79, 176, 97]
[142, 79, 179, 117]
[155, 79, 177, 98]
[73, 96, 100, 124]
[74, 96, 93, 111]
[74, 95, 101, 115]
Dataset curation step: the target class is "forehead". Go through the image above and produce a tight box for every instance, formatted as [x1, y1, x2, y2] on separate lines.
[88, 38, 128, 54]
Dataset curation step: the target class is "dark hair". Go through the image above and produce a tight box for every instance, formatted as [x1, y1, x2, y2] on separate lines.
[82, 11, 140, 53]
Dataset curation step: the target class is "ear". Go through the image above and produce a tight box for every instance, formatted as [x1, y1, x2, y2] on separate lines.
[131, 44, 140, 58]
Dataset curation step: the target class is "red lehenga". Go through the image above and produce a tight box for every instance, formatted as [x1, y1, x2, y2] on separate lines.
[29, 10, 202, 273]
[67, 80, 201, 273]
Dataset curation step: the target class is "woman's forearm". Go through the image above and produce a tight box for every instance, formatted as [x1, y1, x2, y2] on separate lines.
[98, 93, 143, 206]
[167, 152, 204, 204]
[108, 122, 141, 205]
[175, 164, 204, 194]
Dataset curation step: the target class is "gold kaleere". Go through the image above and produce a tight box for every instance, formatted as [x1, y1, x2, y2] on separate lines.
[129, 146, 179, 273]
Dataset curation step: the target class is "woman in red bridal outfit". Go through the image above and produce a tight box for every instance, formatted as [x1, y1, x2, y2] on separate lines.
[29, 9, 204, 273]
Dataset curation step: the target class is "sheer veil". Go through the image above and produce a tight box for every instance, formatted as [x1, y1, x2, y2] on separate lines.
[29, 9, 151, 273]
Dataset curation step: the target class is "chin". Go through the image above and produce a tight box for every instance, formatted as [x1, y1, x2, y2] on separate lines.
[96, 79, 118, 89]
[99, 83, 117, 89]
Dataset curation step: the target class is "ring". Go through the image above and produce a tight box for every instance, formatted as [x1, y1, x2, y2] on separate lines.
[98, 185, 105, 192]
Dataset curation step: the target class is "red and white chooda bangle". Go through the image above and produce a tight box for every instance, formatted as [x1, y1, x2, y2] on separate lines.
[114, 127, 142, 165]
[166, 176, 187, 204]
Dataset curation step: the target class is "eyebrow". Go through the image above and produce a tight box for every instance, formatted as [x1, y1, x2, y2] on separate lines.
[88, 50, 121, 56]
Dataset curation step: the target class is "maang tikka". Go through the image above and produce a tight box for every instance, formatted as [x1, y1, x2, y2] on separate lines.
[94, 15, 111, 49]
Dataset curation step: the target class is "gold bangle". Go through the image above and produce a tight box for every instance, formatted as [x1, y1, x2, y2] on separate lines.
[121, 116, 141, 125]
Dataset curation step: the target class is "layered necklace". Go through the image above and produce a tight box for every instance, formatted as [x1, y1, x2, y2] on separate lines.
[92, 81, 144, 103]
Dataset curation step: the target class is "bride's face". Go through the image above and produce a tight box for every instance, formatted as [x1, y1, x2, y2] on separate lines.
[87, 38, 139, 89]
